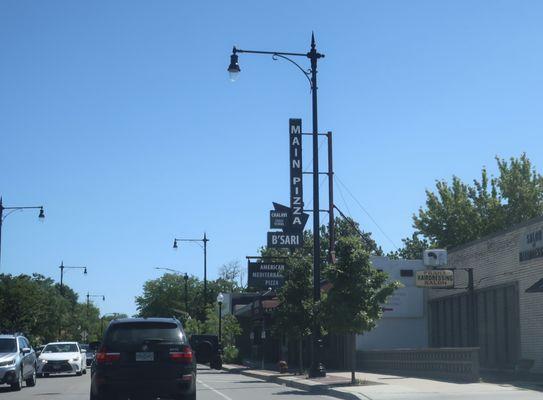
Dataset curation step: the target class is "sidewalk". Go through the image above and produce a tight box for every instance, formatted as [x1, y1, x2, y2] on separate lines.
[222, 363, 543, 400]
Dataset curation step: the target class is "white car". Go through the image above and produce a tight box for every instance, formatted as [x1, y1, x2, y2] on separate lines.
[37, 342, 87, 377]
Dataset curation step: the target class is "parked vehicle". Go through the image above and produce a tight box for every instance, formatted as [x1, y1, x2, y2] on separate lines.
[0, 334, 37, 391]
[37, 342, 87, 377]
[189, 334, 222, 370]
[90, 317, 196, 400]
[80, 343, 97, 367]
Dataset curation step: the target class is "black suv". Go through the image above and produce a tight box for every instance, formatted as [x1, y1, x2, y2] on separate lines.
[90, 318, 196, 400]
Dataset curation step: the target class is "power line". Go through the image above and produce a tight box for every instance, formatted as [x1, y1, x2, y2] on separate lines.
[334, 175, 399, 249]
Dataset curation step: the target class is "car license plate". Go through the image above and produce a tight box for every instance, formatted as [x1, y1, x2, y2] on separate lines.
[135, 352, 154, 362]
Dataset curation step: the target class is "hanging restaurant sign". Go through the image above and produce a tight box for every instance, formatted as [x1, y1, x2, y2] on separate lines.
[247, 261, 286, 290]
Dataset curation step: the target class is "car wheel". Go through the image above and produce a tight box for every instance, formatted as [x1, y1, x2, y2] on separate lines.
[76, 371, 83, 376]
[83, 368, 87, 374]
[10, 368, 23, 391]
[44, 373, 50, 377]
[26, 368, 37, 387]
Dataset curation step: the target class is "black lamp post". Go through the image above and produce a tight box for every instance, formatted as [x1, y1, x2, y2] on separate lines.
[173, 233, 209, 308]
[58, 262, 87, 338]
[0, 197, 45, 269]
[217, 293, 224, 347]
[228, 33, 326, 377]
[155, 267, 190, 312]
[86, 293, 105, 342]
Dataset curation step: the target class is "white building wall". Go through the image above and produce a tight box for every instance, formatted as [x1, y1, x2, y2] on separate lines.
[357, 256, 428, 350]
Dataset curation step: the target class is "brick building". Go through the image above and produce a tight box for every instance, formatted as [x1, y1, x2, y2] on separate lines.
[428, 215, 543, 373]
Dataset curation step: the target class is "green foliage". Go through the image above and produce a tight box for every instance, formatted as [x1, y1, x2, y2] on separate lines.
[202, 305, 241, 347]
[0, 273, 104, 345]
[222, 345, 240, 363]
[387, 233, 430, 260]
[413, 154, 543, 249]
[322, 236, 400, 335]
[273, 255, 313, 340]
[136, 261, 244, 321]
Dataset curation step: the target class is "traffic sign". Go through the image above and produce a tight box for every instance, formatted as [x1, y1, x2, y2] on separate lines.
[267, 231, 303, 248]
[416, 269, 454, 288]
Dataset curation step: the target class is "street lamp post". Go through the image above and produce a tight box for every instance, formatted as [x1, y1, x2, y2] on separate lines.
[0, 197, 45, 269]
[173, 233, 209, 307]
[216, 293, 224, 347]
[228, 33, 326, 377]
[58, 262, 87, 338]
[155, 267, 190, 313]
[86, 293, 105, 341]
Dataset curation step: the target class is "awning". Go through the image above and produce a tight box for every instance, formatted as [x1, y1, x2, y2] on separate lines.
[526, 278, 543, 293]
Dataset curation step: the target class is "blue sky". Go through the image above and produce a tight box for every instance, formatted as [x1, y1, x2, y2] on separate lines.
[1, 1, 543, 316]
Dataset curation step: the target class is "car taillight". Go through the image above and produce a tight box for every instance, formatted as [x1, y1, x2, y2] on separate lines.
[169, 346, 192, 363]
[95, 347, 120, 364]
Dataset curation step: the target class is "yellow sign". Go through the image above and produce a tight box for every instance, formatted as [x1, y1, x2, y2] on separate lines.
[416, 270, 454, 288]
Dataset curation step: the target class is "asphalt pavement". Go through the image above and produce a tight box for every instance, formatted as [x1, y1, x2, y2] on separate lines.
[0, 366, 337, 400]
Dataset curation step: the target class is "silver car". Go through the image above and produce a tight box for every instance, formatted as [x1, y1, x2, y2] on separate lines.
[0, 334, 37, 391]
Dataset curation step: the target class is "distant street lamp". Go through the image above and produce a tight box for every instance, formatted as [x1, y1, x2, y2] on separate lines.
[58, 262, 87, 338]
[155, 267, 189, 312]
[0, 197, 45, 269]
[86, 293, 106, 318]
[172, 233, 209, 307]
[217, 293, 224, 347]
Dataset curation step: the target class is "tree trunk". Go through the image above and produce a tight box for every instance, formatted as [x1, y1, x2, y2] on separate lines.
[298, 336, 304, 375]
[351, 333, 356, 384]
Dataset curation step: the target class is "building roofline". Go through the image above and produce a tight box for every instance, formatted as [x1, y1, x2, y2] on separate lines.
[450, 214, 543, 253]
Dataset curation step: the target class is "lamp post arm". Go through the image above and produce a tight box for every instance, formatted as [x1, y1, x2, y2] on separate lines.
[234, 48, 307, 57]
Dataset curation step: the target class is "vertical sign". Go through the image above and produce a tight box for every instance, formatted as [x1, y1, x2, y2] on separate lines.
[289, 118, 303, 232]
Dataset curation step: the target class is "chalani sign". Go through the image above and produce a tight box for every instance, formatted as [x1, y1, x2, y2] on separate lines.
[416, 270, 454, 288]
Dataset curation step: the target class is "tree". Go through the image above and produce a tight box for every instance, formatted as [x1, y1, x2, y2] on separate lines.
[387, 233, 429, 260]
[322, 236, 400, 383]
[497, 153, 543, 225]
[218, 260, 245, 291]
[135, 273, 204, 320]
[273, 255, 313, 373]
[413, 154, 543, 248]
[0, 273, 106, 344]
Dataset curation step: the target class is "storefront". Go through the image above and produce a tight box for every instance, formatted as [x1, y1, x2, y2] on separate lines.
[428, 215, 543, 373]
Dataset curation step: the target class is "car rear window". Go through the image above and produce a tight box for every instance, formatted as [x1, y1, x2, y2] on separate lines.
[105, 322, 185, 351]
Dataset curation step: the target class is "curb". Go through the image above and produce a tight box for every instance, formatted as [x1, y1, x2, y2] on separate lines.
[222, 365, 370, 400]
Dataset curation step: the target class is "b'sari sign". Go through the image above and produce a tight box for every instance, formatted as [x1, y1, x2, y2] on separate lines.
[267, 231, 303, 248]
[416, 270, 454, 288]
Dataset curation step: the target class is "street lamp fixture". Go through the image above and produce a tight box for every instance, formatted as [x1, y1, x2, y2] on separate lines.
[0, 197, 46, 268]
[227, 33, 326, 377]
[227, 49, 241, 82]
[217, 293, 224, 346]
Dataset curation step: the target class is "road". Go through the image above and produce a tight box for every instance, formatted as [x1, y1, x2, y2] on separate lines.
[0, 366, 337, 400]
